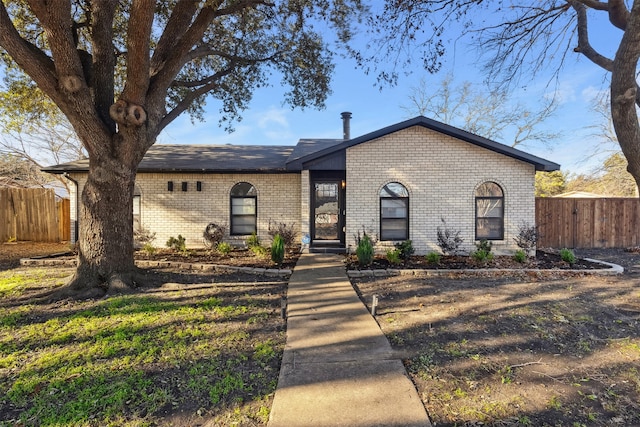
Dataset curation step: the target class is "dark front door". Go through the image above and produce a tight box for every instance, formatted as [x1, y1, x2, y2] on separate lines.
[312, 180, 345, 244]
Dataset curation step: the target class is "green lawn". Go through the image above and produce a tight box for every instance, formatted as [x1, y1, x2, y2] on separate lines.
[0, 267, 286, 426]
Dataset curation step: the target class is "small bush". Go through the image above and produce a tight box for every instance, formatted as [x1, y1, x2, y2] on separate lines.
[437, 218, 464, 255]
[513, 249, 527, 263]
[246, 231, 260, 248]
[386, 249, 402, 264]
[134, 225, 156, 248]
[250, 245, 270, 258]
[166, 235, 187, 254]
[268, 220, 297, 248]
[142, 243, 156, 256]
[471, 249, 494, 263]
[514, 222, 538, 256]
[560, 248, 576, 264]
[395, 240, 415, 261]
[356, 232, 374, 267]
[475, 239, 492, 253]
[271, 234, 285, 265]
[217, 242, 232, 256]
[425, 251, 441, 264]
[203, 222, 226, 248]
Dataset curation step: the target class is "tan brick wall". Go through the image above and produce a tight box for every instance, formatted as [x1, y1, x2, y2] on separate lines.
[345, 126, 535, 255]
[67, 172, 301, 248]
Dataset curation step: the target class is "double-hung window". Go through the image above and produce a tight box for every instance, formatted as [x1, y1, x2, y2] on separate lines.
[475, 182, 504, 240]
[380, 182, 409, 241]
[230, 182, 257, 235]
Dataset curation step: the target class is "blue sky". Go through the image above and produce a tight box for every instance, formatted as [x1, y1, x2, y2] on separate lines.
[159, 7, 619, 176]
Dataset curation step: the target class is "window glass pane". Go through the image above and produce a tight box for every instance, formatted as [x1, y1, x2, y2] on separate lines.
[381, 219, 408, 240]
[132, 195, 140, 215]
[233, 216, 255, 226]
[381, 198, 408, 218]
[476, 199, 502, 218]
[476, 218, 503, 239]
[231, 182, 257, 196]
[233, 224, 255, 235]
[380, 182, 409, 198]
[475, 182, 503, 197]
[232, 198, 256, 215]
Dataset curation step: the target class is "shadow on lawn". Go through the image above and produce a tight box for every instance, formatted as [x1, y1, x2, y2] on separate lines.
[353, 271, 640, 426]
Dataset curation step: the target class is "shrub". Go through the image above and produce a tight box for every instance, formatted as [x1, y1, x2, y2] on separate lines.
[560, 248, 576, 264]
[268, 220, 297, 248]
[217, 242, 232, 256]
[436, 218, 464, 255]
[471, 249, 494, 263]
[513, 249, 527, 263]
[475, 239, 492, 253]
[134, 225, 156, 248]
[246, 231, 260, 248]
[386, 249, 402, 264]
[395, 240, 415, 261]
[166, 235, 187, 254]
[250, 245, 270, 258]
[271, 234, 285, 265]
[142, 242, 156, 256]
[514, 222, 538, 256]
[356, 232, 374, 267]
[203, 222, 226, 248]
[425, 251, 441, 264]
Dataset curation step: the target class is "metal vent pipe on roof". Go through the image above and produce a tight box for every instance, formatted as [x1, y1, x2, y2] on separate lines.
[341, 111, 352, 140]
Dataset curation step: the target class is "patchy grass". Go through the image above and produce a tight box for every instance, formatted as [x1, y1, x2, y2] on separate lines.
[353, 270, 640, 426]
[0, 266, 286, 426]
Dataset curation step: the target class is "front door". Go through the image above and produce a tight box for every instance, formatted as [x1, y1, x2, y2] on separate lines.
[312, 180, 345, 244]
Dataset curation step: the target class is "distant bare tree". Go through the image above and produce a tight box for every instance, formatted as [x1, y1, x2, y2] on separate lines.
[401, 74, 561, 148]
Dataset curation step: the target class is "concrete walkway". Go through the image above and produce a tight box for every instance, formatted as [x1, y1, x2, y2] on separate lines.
[268, 253, 431, 427]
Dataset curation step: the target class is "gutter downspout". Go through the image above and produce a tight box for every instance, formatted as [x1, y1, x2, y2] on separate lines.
[63, 172, 79, 243]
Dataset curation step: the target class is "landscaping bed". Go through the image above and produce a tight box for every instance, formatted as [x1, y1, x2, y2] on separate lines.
[345, 250, 605, 271]
[352, 249, 640, 426]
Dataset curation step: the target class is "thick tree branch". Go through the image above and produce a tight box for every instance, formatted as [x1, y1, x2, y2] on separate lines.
[607, 0, 629, 30]
[122, 0, 155, 103]
[150, 0, 199, 76]
[0, 4, 59, 100]
[571, 1, 614, 71]
[610, 0, 640, 188]
[27, 0, 86, 93]
[90, 0, 117, 132]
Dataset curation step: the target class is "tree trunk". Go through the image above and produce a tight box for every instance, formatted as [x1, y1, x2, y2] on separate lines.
[611, 2, 640, 193]
[65, 149, 139, 297]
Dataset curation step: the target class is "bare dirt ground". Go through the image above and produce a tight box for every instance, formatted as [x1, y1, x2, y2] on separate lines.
[353, 248, 640, 426]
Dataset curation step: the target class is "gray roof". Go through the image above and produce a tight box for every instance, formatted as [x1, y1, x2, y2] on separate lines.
[43, 144, 296, 174]
[43, 116, 560, 174]
[288, 116, 560, 172]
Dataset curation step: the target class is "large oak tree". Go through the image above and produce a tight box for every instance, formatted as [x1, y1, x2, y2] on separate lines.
[364, 0, 640, 190]
[0, 0, 364, 296]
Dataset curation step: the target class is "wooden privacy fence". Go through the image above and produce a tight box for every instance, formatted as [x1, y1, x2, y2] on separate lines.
[0, 188, 70, 242]
[536, 197, 640, 249]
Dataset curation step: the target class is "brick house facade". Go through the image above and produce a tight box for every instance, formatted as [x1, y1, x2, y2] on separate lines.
[46, 115, 559, 254]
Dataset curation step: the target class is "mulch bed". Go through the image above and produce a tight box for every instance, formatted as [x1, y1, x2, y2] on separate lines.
[345, 251, 605, 271]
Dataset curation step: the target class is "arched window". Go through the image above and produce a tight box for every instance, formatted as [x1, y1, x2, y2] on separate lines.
[380, 182, 409, 241]
[133, 185, 141, 231]
[475, 182, 504, 240]
[230, 182, 257, 235]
